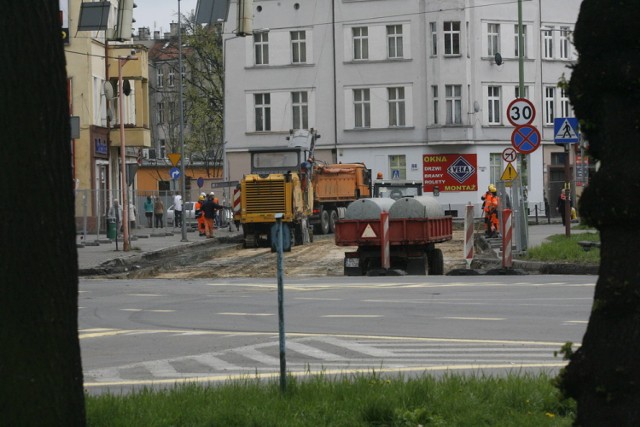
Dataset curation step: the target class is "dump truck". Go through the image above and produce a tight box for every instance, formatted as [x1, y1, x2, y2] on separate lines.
[335, 196, 453, 276]
[311, 163, 372, 235]
[239, 129, 317, 249]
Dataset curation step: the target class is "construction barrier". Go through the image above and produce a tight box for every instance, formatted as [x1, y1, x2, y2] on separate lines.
[464, 203, 474, 269]
[502, 208, 513, 269]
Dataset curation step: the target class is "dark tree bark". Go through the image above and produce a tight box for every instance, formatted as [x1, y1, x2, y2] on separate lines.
[559, 1, 640, 425]
[0, 2, 86, 426]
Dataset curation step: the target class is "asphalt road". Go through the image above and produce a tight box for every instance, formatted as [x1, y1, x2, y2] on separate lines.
[80, 274, 595, 394]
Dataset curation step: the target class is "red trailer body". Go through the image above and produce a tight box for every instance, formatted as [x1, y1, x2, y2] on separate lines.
[334, 215, 453, 276]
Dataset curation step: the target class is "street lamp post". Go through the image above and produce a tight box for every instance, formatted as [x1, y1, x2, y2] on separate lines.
[178, 0, 188, 242]
[118, 54, 138, 251]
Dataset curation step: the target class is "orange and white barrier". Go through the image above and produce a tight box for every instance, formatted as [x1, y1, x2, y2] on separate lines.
[502, 208, 513, 269]
[380, 211, 390, 270]
[233, 188, 241, 216]
[464, 203, 474, 268]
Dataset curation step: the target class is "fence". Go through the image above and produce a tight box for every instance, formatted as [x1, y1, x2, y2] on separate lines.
[74, 189, 234, 241]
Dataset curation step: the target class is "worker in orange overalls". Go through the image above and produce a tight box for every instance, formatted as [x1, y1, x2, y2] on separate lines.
[195, 193, 206, 236]
[482, 184, 500, 238]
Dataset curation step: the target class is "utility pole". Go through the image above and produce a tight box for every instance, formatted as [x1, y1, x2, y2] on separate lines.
[178, 0, 187, 242]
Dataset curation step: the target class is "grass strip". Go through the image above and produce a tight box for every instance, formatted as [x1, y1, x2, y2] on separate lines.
[86, 372, 575, 426]
[521, 232, 600, 264]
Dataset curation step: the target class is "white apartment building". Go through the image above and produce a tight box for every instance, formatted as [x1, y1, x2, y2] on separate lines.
[224, 0, 582, 217]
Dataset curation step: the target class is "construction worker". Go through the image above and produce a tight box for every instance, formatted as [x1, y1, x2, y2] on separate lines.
[195, 193, 206, 236]
[482, 184, 500, 238]
[202, 193, 224, 238]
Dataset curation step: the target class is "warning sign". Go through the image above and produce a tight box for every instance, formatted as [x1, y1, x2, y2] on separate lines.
[500, 163, 518, 181]
[361, 224, 377, 238]
[168, 153, 181, 167]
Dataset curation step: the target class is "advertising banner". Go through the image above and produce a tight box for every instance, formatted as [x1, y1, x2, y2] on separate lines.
[423, 154, 478, 192]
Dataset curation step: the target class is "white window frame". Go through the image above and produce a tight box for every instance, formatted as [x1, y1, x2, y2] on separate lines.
[352, 27, 369, 60]
[490, 153, 502, 185]
[443, 21, 460, 56]
[156, 66, 164, 88]
[291, 30, 307, 64]
[544, 86, 555, 125]
[543, 27, 554, 59]
[487, 86, 501, 125]
[291, 91, 308, 130]
[487, 23, 500, 56]
[388, 87, 406, 127]
[168, 68, 175, 87]
[559, 26, 570, 59]
[386, 24, 403, 59]
[514, 24, 527, 58]
[430, 22, 437, 56]
[353, 88, 370, 128]
[254, 93, 271, 131]
[389, 155, 407, 180]
[515, 85, 529, 99]
[445, 84, 462, 124]
[432, 85, 439, 125]
[157, 102, 164, 124]
[559, 88, 571, 118]
[254, 32, 269, 65]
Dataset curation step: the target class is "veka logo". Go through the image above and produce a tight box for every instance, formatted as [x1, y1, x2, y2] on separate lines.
[447, 156, 475, 183]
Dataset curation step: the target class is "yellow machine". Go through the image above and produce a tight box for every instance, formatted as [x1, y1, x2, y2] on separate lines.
[240, 129, 318, 249]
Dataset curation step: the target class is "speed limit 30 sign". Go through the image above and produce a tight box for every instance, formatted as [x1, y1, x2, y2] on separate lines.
[507, 98, 536, 127]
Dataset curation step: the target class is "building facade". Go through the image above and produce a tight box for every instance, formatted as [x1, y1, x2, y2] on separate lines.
[224, 0, 583, 217]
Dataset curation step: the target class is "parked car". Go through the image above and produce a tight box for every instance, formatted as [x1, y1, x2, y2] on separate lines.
[166, 201, 197, 228]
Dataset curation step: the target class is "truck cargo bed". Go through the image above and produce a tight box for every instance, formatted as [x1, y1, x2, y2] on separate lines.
[334, 216, 453, 247]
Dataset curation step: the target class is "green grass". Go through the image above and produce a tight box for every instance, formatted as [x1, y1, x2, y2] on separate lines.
[521, 232, 600, 264]
[86, 372, 575, 426]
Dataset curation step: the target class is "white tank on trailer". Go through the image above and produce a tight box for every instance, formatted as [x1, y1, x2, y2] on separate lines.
[388, 196, 445, 219]
[344, 198, 395, 220]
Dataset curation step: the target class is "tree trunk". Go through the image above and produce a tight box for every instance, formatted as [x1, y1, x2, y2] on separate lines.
[0, 3, 86, 425]
[559, 1, 640, 424]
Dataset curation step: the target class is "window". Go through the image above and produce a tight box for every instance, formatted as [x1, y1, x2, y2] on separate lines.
[514, 24, 527, 57]
[254, 93, 271, 131]
[181, 65, 186, 86]
[291, 31, 307, 64]
[544, 86, 555, 125]
[560, 88, 571, 117]
[487, 23, 500, 56]
[430, 22, 437, 56]
[515, 85, 529, 99]
[353, 88, 370, 128]
[386, 25, 403, 59]
[254, 32, 269, 65]
[157, 102, 164, 124]
[443, 21, 460, 55]
[292, 91, 308, 130]
[389, 155, 406, 180]
[445, 84, 462, 124]
[432, 85, 439, 124]
[353, 27, 369, 60]
[388, 87, 405, 127]
[543, 27, 553, 59]
[156, 66, 164, 88]
[490, 153, 502, 185]
[559, 27, 570, 59]
[159, 139, 166, 158]
[168, 68, 175, 87]
[169, 101, 176, 124]
[487, 86, 501, 124]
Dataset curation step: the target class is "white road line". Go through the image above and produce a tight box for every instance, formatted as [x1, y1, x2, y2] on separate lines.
[218, 312, 274, 316]
[311, 337, 396, 358]
[127, 294, 163, 297]
[564, 320, 588, 324]
[189, 354, 240, 371]
[295, 297, 342, 301]
[439, 317, 505, 321]
[119, 309, 175, 313]
[233, 346, 281, 365]
[142, 360, 180, 377]
[322, 315, 383, 318]
[286, 341, 347, 361]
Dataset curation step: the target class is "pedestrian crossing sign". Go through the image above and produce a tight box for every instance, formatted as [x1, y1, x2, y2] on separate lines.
[554, 117, 579, 144]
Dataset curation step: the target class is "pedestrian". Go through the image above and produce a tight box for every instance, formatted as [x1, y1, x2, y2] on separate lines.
[195, 193, 206, 236]
[557, 191, 573, 226]
[128, 202, 137, 232]
[482, 184, 500, 238]
[143, 196, 154, 228]
[202, 193, 224, 238]
[154, 197, 164, 228]
[173, 193, 183, 228]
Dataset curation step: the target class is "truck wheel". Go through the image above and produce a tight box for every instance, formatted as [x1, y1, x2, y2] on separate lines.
[329, 210, 339, 234]
[294, 223, 304, 245]
[427, 249, 444, 275]
[319, 210, 330, 235]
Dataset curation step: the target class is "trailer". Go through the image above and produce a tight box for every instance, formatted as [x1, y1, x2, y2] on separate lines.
[334, 197, 453, 276]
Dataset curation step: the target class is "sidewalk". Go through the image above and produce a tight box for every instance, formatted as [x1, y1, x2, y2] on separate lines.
[76, 225, 242, 274]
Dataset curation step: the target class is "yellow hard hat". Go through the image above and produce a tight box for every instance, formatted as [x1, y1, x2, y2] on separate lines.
[199, 195, 205, 201]
[488, 184, 497, 192]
